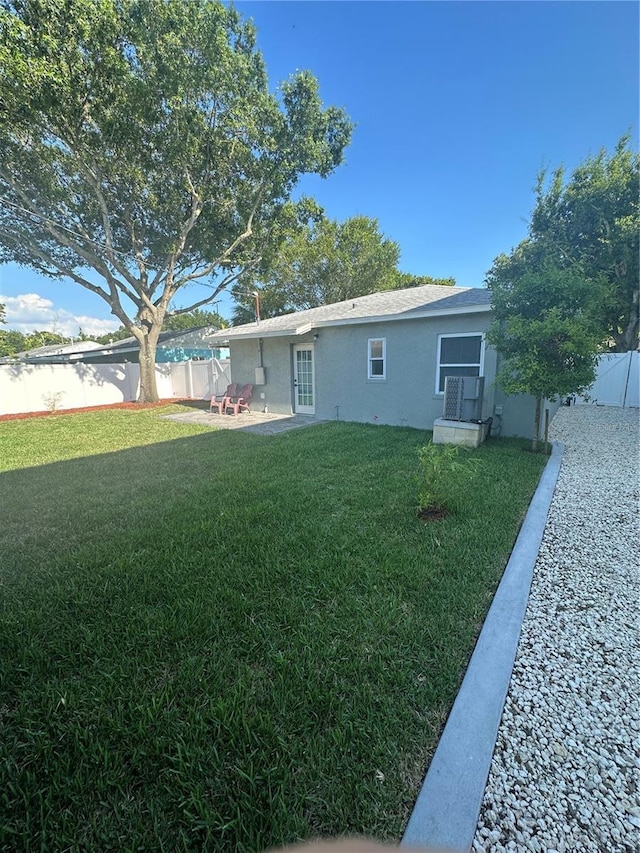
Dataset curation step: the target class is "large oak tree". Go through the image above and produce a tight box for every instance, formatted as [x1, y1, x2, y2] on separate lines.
[0, 0, 352, 400]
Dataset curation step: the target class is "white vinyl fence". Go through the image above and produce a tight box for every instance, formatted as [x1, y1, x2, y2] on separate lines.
[575, 351, 639, 408]
[0, 358, 231, 416]
[169, 358, 231, 400]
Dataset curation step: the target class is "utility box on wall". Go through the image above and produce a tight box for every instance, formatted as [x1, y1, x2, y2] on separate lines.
[254, 366, 266, 385]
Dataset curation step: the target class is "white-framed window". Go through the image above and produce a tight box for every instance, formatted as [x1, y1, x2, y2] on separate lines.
[435, 333, 484, 394]
[368, 337, 386, 380]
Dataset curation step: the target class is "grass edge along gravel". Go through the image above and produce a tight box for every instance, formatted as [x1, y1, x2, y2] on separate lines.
[0, 407, 546, 851]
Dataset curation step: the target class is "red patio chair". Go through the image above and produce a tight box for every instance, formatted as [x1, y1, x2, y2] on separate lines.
[225, 384, 253, 416]
[210, 383, 239, 414]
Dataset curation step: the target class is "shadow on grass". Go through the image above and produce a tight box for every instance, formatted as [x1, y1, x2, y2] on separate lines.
[170, 397, 212, 411]
[0, 423, 545, 851]
[1, 427, 261, 575]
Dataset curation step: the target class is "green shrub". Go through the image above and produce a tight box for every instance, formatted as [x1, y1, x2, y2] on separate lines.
[416, 440, 480, 512]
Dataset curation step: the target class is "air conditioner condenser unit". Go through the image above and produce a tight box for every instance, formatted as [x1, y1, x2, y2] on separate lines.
[443, 376, 485, 422]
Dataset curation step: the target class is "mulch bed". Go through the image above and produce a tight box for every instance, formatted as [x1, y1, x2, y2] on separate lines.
[0, 400, 183, 422]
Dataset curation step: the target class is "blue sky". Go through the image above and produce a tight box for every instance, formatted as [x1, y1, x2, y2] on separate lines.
[1, 0, 637, 335]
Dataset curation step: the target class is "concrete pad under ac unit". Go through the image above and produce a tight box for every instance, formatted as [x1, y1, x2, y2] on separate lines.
[432, 418, 488, 448]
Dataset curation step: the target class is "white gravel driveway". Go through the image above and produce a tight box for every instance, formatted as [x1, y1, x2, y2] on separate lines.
[474, 405, 640, 852]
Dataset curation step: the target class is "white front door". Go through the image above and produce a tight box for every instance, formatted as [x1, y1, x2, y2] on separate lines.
[293, 344, 315, 414]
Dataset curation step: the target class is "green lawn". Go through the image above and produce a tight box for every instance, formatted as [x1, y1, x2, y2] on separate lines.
[0, 405, 546, 851]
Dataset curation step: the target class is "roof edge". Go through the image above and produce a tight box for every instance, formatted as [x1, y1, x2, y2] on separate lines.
[206, 302, 492, 343]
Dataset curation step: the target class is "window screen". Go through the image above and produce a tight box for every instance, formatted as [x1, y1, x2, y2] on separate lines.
[437, 334, 483, 392]
[440, 336, 482, 365]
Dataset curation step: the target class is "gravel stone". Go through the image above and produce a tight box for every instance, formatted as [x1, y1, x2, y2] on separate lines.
[474, 405, 640, 853]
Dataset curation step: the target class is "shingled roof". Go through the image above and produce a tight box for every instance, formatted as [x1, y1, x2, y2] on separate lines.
[208, 284, 492, 341]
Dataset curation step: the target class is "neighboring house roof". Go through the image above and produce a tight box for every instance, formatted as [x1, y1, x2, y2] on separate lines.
[78, 327, 216, 361]
[3, 327, 226, 364]
[2, 340, 102, 362]
[207, 284, 492, 342]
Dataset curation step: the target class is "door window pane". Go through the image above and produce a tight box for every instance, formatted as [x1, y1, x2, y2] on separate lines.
[296, 350, 313, 407]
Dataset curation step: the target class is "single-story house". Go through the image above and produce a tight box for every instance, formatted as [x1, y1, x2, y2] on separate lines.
[205, 284, 558, 440]
[3, 327, 229, 365]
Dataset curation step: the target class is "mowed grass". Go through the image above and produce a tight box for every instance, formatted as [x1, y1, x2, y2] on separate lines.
[0, 406, 547, 851]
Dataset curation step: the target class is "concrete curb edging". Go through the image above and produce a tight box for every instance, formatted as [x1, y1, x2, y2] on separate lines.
[401, 441, 565, 852]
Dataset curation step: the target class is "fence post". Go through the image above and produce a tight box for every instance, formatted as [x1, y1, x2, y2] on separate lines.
[187, 360, 193, 399]
[622, 351, 632, 408]
[544, 408, 550, 455]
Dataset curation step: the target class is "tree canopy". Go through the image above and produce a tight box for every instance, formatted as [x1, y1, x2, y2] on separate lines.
[528, 136, 638, 351]
[487, 251, 602, 451]
[162, 308, 227, 332]
[486, 136, 638, 449]
[231, 214, 454, 324]
[0, 327, 71, 357]
[0, 329, 26, 358]
[93, 327, 135, 346]
[0, 0, 352, 399]
[394, 272, 455, 290]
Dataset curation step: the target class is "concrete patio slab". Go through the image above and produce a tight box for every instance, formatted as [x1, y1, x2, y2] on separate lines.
[162, 409, 325, 436]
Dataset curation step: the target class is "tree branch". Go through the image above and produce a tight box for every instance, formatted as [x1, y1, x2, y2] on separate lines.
[1, 229, 131, 328]
[37, 124, 142, 286]
[120, 204, 149, 288]
[2, 173, 139, 296]
[172, 179, 268, 290]
[61, 141, 147, 294]
[164, 169, 204, 284]
[2, 179, 157, 327]
[168, 267, 250, 316]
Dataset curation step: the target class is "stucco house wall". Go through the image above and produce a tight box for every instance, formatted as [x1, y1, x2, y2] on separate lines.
[314, 312, 496, 428]
[226, 311, 529, 432]
[209, 284, 560, 440]
[228, 335, 294, 412]
[495, 387, 562, 440]
[228, 323, 560, 439]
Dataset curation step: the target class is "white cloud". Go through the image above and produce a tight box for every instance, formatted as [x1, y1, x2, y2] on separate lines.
[0, 293, 120, 338]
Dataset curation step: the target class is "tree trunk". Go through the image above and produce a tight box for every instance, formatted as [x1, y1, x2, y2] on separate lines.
[138, 334, 160, 403]
[623, 311, 639, 352]
[611, 304, 640, 352]
[532, 395, 542, 453]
